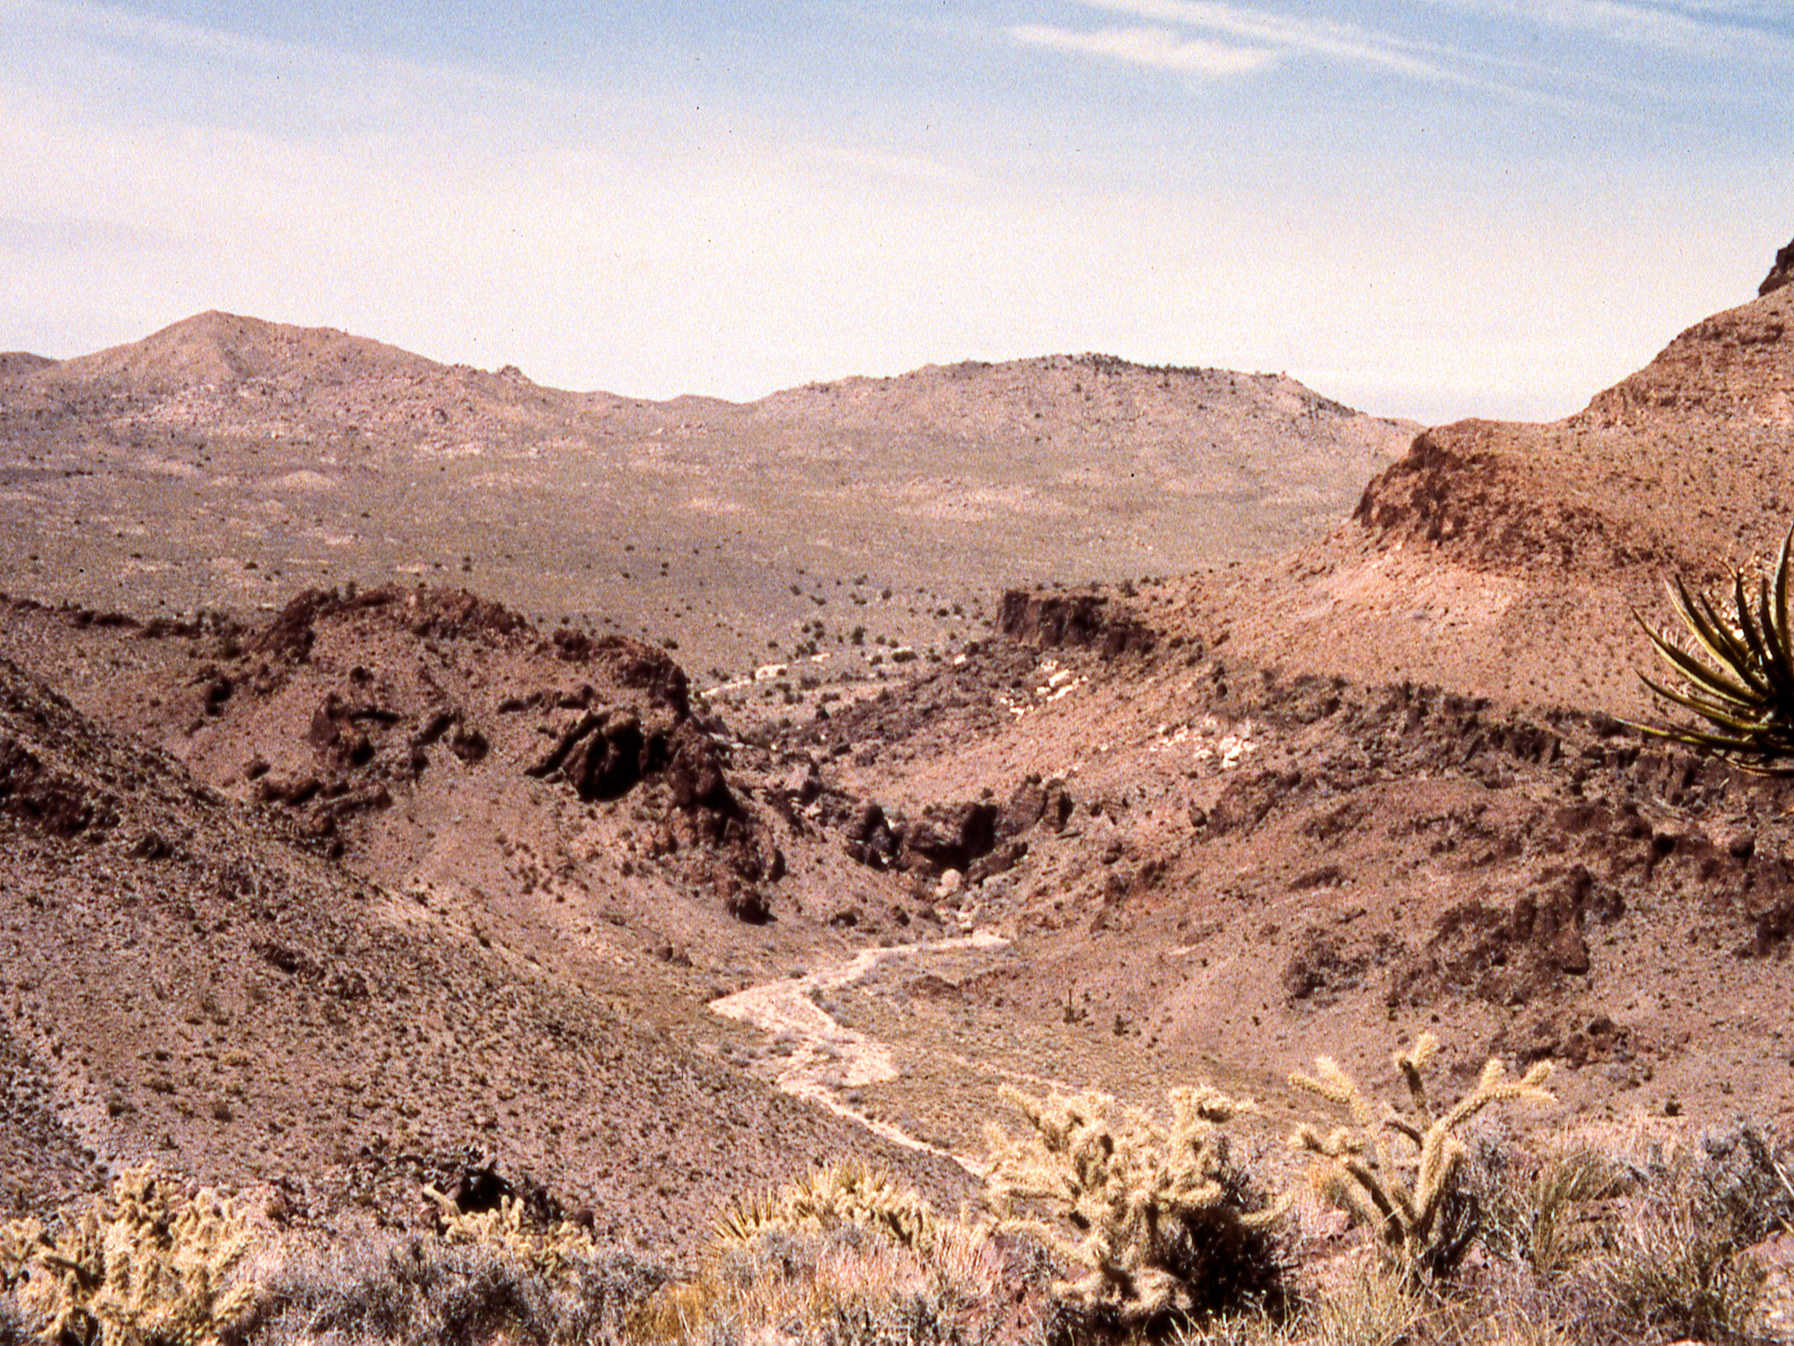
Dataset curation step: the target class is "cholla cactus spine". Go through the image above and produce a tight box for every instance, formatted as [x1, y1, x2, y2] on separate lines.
[1292, 1034, 1554, 1278]
[423, 1187, 600, 1286]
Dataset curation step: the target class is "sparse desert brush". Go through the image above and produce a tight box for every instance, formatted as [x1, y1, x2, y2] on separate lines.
[249, 1211, 662, 1346]
[3, 1164, 258, 1346]
[983, 1082, 1292, 1339]
[1291, 1034, 1553, 1283]
[1471, 1144, 1625, 1283]
[1571, 1122, 1791, 1345]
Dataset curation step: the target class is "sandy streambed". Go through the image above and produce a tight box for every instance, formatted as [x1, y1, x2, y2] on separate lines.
[710, 931, 1008, 1169]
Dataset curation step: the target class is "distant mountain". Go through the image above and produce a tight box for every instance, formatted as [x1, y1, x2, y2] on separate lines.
[0, 313, 1414, 682]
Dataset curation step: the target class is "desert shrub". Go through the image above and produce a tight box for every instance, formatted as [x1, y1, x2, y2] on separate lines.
[632, 1218, 1026, 1346]
[249, 1213, 662, 1346]
[1573, 1123, 1790, 1344]
[1471, 1143, 1627, 1282]
[1291, 1034, 1554, 1283]
[984, 1083, 1292, 1340]
[2, 1166, 258, 1346]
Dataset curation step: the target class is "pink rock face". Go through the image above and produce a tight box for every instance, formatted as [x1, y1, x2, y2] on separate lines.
[1760, 233, 1794, 297]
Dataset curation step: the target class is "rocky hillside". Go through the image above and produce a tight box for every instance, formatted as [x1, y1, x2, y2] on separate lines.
[0, 590, 984, 1235]
[1154, 280, 1794, 717]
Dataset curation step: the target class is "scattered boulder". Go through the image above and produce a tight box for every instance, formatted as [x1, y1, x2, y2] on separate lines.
[0, 737, 116, 837]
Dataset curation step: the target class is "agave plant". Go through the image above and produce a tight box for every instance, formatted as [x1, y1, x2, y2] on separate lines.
[1634, 523, 1794, 770]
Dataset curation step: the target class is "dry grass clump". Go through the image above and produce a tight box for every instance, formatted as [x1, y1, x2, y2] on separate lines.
[633, 1167, 1034, 1346]
[984, 1083, 1293, 1340]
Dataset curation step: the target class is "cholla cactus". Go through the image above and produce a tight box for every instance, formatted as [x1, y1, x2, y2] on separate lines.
[711, 1161, 937, 1254]
[3, 1217, 45, 1293]
[1292, 1034, 1554, 1280]
[8, 1165, 258, 1346]
[423, 1188, 601, 1288]
[985, 1083, 1290, 1333]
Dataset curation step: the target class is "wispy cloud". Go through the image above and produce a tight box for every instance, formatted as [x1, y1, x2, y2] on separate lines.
[1432, 0, 1794, 64]
[1009, 22, 1278, 76]
[1066, 0, 1480, 83]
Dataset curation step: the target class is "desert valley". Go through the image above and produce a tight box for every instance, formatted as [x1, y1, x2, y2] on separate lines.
[3, 240, 1794, 1346]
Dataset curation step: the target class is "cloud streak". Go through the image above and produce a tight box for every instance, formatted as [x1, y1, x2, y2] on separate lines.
[1009, 22, 1278, 76]
[1434, 0, 1794, 64]
[1064, 0, 1482, 83]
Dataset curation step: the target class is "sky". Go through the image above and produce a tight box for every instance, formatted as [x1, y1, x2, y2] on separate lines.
[0, 0, 1790, 424]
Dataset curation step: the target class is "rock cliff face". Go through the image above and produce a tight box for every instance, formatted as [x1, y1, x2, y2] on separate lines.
[1760, 233, 1794, 297]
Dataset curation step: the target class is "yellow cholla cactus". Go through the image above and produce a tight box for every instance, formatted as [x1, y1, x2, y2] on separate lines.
[8, 1165, 259, 1346]
[1291, 1033, 1554, 1280]
[985, 1083, 1290, 1330]
[711, 1160, 937, 1255]
[423, 1187, 604, 1289]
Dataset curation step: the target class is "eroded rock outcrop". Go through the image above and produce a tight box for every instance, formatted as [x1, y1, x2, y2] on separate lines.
[1760, 233, 1794, 297]
[997, 588, 1156, 657]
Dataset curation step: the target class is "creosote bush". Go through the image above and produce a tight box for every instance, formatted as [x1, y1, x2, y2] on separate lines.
[984, 1082, 1292, 1339]
[1291, 1034, 1554, 1281]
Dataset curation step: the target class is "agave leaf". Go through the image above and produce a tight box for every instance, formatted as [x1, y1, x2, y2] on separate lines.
[1638, 613, 1763, 709]
[1680, 581, 1764, 691]
[1752, 574, 1794, 707]
[1635, 676, 1768, 736]
[1776, 525, 1794, 664]
[1632, 720, 1768, 754]
[1730, 570, 1789, 703]
[1634, 527, 1794, 770]
[1759, 529, 1794, 682]
[1671, 576, 1774, 699]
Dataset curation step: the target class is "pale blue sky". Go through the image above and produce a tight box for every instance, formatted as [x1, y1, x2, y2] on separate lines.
[2, 0, 1790, 422]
